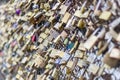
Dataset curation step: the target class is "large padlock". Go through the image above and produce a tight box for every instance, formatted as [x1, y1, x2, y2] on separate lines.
[84, 26, 106, 50]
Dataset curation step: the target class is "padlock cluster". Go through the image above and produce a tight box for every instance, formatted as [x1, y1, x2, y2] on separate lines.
[0, 0, 120, 80]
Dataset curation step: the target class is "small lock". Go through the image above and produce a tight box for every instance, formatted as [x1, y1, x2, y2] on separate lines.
[99, 11, 112, 20]
[87, 64, 99, 75]
[110, 48, 120, 60]
[59, 5, 68, 15]
[62, 12, 71, 24]
[44, 3, 50, 11]
[77, 19, 85, 29]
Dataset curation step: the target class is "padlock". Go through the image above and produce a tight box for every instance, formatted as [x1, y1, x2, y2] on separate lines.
[45, 28, 50, 34]
[40, 33, 48, 39]
[103, 53, 119, 68]
[87, 64, 99, 75]
[74, 10, 82, 18]
[74, 1, 87, 18]
[34, 55, 46, 68]
[49, 28, 59, 39]
[66, 61, 74, 69]
[110, 48, 120, 60]
[99, 11, 112, 20]
[56, 50, 66, 58]
[78, 42, 86, 51]
[59, 5, 68, 15]
[84, 27, 106, 50]
[62, 12, 71, 23]
[43, 40, 49, 47]
[44, 3, 50, 11]
[64, 38, 69, 45]
[74, 50, 84, 58]
[60, 30, 68, 39]
[77, 19, 85, 29]
[66, 41, 74, 50]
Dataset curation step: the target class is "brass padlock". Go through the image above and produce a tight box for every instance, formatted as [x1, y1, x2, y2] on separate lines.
[77, 19, 85, 29]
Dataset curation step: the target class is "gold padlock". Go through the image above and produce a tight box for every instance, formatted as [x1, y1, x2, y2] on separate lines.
[77, 19, 85, 29]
